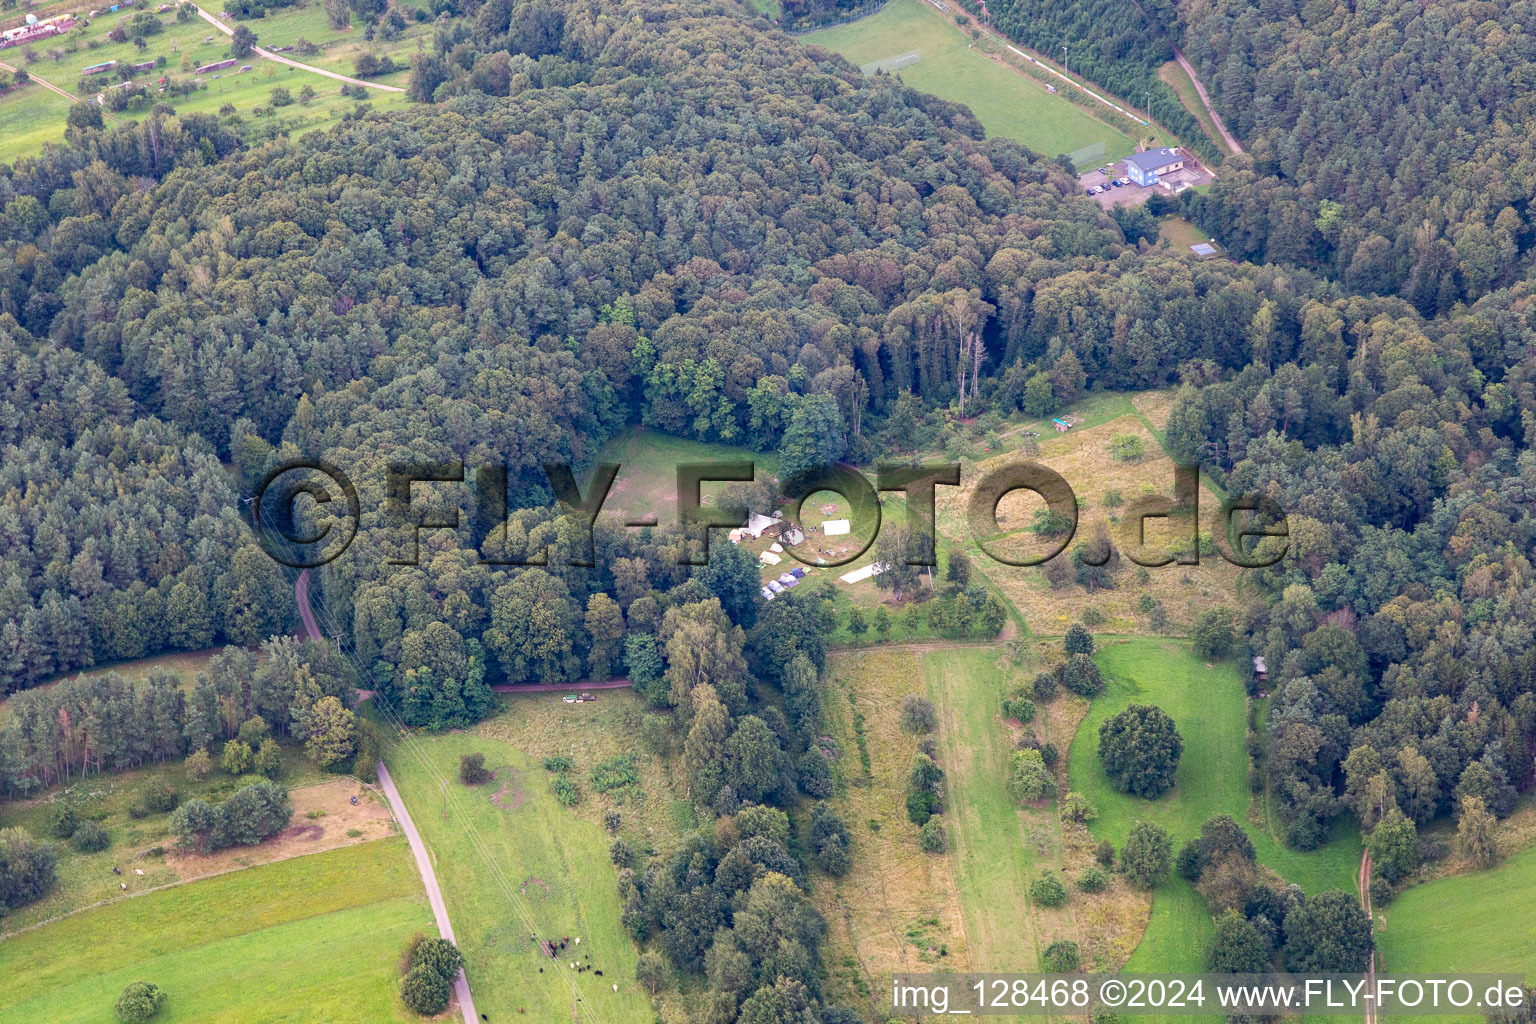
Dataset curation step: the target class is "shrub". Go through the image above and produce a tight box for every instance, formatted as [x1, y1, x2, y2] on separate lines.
[185, 749, 212, 781]
[551, 776, 580, 806]
[142, 780, 179, 814]
[1031, 670, 1060, 700]
[603, 810, 621, 833]
[1060, 791, 1097, 823]
[1095, 839, 1115, 867]
[543, 754, 574, 773]
[919, 818, 947, 853]
[47, 803, 79, 839]
[1041, 939, 1080, 972]
[610, 838, 636, 868]
[0, 827, 58, 910]
[114, 981, 168, 1022]
[589, 754, 640, 796]
[797, 749, 834, 798]
[1008, 748, 1055, 803]
[1061, 654, 1104, 696]
[1039, 742, 1059, 767]
[72, 821, 111, 853]
[1030, 875, 1067, 907]
[459, 752, 492, 785]
[1108, 434, 1145, 461]
[236, 717, 270, 747]
[1122, 821, 1172, 888]
[1063, 623, 1095, 655]
[1001, 696, 1036, 723]
[905, 788, 940, 825]
[1076, 865, 1108, 892]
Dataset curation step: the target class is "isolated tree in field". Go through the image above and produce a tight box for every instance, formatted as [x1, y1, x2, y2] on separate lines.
[1098, 704, 1183, 798]
[114, 981, 168, 1022]
[1282, 890, 1373, 972]
[900, 696, 937, 734]
[1008, 747, 1055, 803]
[1207, 910, 1270, 972]
[1063, 623, 1095, 655]
[1030, 874, 1067, 907]
[323, 0, 350, 28]
[231, 25, 258, 58]
[1041, 939, 1079, 972]
[0, 827, 57, 909]
[846, 606, 867, 635]
[1121, 820, 1172, 888]
[1456, 796, 1499, 868]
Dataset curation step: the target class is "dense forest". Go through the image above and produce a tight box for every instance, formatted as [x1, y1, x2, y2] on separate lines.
[2, 0, 1536, 1007]
[1176, 0, 1536, 310]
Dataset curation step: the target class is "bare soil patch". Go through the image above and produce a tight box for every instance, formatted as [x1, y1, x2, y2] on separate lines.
[489, 768, 526, 811]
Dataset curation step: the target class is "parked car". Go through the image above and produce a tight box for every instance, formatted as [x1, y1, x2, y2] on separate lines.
[1084, 188, 1095, 196]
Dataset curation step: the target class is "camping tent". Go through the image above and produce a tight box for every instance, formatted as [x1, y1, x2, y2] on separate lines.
[823, 519, 851, 536]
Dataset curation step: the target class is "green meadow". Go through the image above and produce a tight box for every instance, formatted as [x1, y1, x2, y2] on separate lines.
[0, 839, 431, 1023]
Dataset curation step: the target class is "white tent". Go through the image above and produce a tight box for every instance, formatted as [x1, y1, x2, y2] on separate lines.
[769, 542, 784, 553]
[823, 519, 851, 536]
[759, 551, 782, 565]
[839, 564, 876, 585]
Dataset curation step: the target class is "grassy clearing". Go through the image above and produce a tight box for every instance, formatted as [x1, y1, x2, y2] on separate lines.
[1064, 637, 1360, 1009]
[0, 741, 337, 931]
[803, 0, 1133, 163]
[0, 838, 431, 1023]
[1155, 215, 1214, 253]
[1376, 846, 1536, 1024]
[595, 427, 778, 526]
[923, 646, 1063, 972]
[383, 718, 659, 1024]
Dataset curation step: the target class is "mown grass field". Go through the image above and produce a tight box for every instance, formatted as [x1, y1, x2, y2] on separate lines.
[803, 0, 1133, 164]
[0, 83, 75, 164]
[1376, 846, 1536, 1024]
[383, 720, 660, 1024]
[0, 839, 431, 1023]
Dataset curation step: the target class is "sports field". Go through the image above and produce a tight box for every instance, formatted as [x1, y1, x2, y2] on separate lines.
[803, 0, 1133, 163]
[0, 839, 431, 1023]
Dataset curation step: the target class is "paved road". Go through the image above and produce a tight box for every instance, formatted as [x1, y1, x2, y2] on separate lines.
[292, 569, 478, 1024]
[1170, 46, 1244, 155]
[190, 4, 406, 92]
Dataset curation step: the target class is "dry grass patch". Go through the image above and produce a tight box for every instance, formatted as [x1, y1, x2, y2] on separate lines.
[937, 413, 1245, 634]
[813, 649, 971, 1012]
[1131, 388, 1179, 433]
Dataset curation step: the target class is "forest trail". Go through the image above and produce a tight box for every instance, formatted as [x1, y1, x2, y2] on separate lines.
[1358, 849, 1376, 1024]
[292, 569, 479, 1024]
[190, 4, 406, 92]
[1169, 45, 1244, 155]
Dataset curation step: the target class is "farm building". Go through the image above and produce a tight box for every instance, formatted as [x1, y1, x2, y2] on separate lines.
[81, 60, 118, 75]
[195, 58, 238, 74]
[1125, 147, 1185, 187]
[1, 14, 76, 49]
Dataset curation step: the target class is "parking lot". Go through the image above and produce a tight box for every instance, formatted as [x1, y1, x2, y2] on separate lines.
[1078, 151, 1214, 209]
